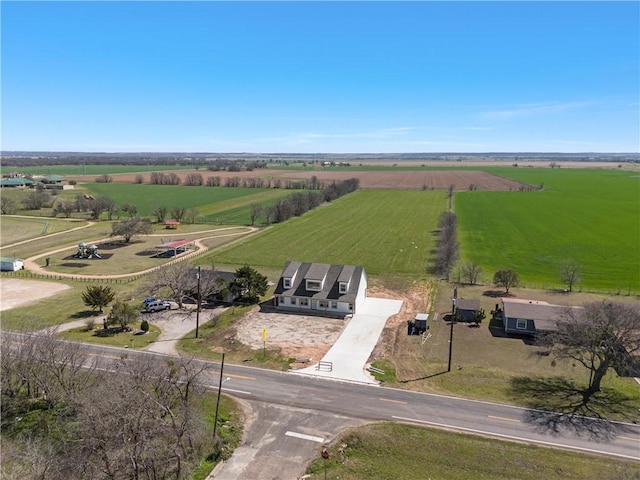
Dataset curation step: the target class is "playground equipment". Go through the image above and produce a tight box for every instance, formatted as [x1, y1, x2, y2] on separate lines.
[74, 242, 102, 259]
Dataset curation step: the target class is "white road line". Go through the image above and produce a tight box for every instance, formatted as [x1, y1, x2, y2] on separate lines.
[285, 431, 325, 443]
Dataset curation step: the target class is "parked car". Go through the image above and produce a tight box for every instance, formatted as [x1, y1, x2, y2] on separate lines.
[145, 300, 171, 312]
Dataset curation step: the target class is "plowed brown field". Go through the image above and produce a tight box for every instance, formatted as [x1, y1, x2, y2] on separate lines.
[72, 168, 528, 191]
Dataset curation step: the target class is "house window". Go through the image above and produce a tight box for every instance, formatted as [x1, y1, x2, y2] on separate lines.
[330, 301, 338, 309]
[299, 298, 309, 307]
[348, 303, 353, 311]
[339, 282, 348, 294]
[319, 300, 328, 308]
[283, 278, 291, 288]
[516, 318, 527, 329]
[306, 280, 322, 291]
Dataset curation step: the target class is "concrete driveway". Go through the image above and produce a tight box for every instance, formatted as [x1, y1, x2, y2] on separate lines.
[293, 297, 403, 384]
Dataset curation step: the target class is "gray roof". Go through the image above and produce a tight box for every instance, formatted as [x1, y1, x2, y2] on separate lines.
[456, 298, 481, 311]
[274, 261, 365, 303]
[502, 298, 582, 332]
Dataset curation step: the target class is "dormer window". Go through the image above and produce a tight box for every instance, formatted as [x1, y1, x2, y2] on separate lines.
[306, 279, 322, 291]
[283, 278, 292, 288]
[339, 282, 348, 294]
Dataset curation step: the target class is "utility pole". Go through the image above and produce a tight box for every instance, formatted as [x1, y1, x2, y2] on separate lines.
[196, 266, 201, 338]
[213, 352, 225, 440]
[447, 286, 457, 372]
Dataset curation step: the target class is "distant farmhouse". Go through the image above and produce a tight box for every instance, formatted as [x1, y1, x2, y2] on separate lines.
[498, 298, 583, 336]
[273, 261, 367, 316]
[0, 173, 72, 190]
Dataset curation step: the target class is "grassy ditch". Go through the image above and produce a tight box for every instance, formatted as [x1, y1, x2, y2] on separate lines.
[305, 423, 640, 480]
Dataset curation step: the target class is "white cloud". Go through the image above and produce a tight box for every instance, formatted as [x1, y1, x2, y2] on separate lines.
[481, 101, 590, 120]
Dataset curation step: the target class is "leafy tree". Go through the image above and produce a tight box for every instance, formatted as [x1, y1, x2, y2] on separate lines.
[111, 217, 152, 243]
[104, 300, 139, 331]
[542, 301, 640, 404]
[230, 265, 268, 304]
[493, 269, 520, 294]
[81, 285, 115, 313]
[560, 261, 580, 292]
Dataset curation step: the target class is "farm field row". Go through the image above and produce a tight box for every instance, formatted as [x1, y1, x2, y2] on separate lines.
[208, 189, 447, 276]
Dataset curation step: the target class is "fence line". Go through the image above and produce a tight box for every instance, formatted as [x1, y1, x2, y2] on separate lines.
[4, 246, 210, 285]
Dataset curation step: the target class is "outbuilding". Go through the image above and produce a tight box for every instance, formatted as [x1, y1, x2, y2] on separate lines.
[1, 257, 24, 272]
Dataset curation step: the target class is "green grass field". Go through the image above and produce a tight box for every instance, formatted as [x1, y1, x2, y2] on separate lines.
[2, 164, 192, 176]
[208, 189, 447, 275]
[456, 168, 640, 293]
[0, 216, 90, 245]
[84, 183, 290, 224]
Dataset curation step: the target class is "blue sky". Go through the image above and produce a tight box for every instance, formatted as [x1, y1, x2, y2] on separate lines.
[2, 1, 638, 153]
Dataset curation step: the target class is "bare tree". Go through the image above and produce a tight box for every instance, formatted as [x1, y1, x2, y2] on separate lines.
[111, 217, 152, 243]
[23, 190, 50, 210]
[435, 211, 459, 281]
[53, 200, 75, 218]
[95, 174, 113, 183]
[493, 269, 520, 293]
[171, 206, 187, 222]
[542, 301, 640, 404]
[461, 261, 482, 285]
[87, 196, 115, 220]
[153, 205, 168, 223]
[121, 203, 138, 218]
[560, 261, 580, 292]
[1, 196, 18, 214]
[250, 204, 263, 226]
[184, 173, 204, 186]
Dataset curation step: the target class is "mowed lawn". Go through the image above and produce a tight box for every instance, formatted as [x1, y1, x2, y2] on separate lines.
[84, 183, 288, 223]
[211, 190, 447, 275]
[457, 168, 640, 292]
[1, 216, 90, 246]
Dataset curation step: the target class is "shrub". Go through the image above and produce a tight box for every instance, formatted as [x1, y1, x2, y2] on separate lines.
[140, 319, 149, 333]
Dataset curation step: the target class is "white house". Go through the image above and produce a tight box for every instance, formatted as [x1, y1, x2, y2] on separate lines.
[1, 257, 24, 272]
[273, 261, 367, 316]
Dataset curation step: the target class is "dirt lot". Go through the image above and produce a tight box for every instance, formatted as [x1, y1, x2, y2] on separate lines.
[0, 279, 71, 312]
[70, 168, 527, 191]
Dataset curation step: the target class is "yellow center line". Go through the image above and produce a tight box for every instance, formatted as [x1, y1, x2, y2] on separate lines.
[379, 398, 407, 405]
[617, 436, 640, 443]
[226, 373, 256, 381]
[488, 415, 521, 423]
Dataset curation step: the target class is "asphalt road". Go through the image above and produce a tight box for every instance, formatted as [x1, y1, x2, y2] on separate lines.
[4, 333, 639, 479]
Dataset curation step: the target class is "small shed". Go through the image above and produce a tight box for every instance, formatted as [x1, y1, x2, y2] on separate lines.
[164, 220, 181, 229]
[407, 313, 429, 335]
[455, 298, 482, 323]
[1, 257, 24, 271]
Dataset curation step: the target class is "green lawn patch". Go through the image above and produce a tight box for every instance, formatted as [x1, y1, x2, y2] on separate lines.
[305, 423, 640, 480]
[0, 216, 89, 245]
[59, 323, 161, 348]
